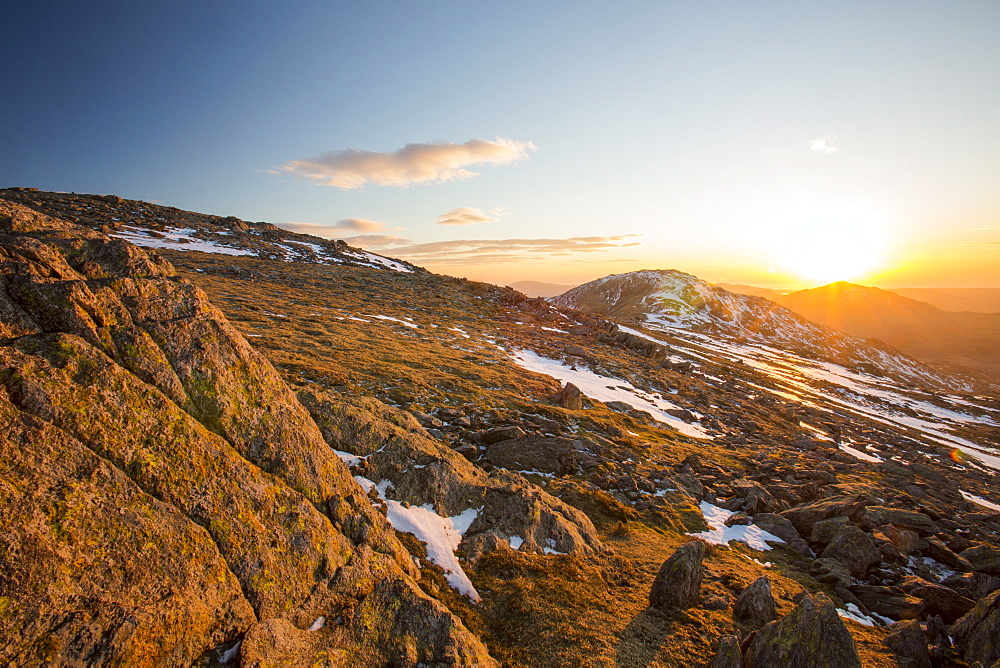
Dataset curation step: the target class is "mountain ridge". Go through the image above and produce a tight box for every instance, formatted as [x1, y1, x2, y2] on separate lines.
[778, 281, 1000, 381]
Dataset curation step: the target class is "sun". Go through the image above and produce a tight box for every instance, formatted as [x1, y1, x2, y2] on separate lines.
[764, 200, 888, 285]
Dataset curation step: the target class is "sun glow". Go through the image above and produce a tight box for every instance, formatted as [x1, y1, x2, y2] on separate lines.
[764, 201, 889, 285]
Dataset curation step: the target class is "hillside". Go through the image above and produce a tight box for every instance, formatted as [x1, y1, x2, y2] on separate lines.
[3, 191, 1000, 666]
[891, 287, 1000, 314]
[779, 282, 1000, 380]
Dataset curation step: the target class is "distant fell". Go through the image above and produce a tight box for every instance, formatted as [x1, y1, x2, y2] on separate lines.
[715, 283, 787, 301]
[779, 281, 1000, 379]
[890, 287, 1000, 314]
[509, 280, 579, 298]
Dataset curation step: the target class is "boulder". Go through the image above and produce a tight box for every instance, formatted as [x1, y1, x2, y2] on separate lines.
[552, 382, 583, 410]
[752, 513, 813, 557]
[820, 524, 881, 577]
[906, 583, 975, 624]
[743, 593, 860, 667]
[960, 545, 1000, 576]
[649, 540, 705, 611]
[809, 516, 853, 545]
[922, 537, 972, 572]
[882, 620, 931, 668]
[733, 576, 777, 630]
[778, 495, 865, 536]
[481, 425, 526, 445]
[849, 585, 924, 620]
[710, 636, 743, 668]
[949, 589, 1000, 667]
[860, 507, 936, 533]
[485, 435, 579, 475]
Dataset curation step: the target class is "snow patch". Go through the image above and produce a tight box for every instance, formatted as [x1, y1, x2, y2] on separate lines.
[353, 477, 481, 601]
[510, 348, 710, 439]
[961, 490, 1000, 512]
[371, 315, 419, 328]
[687, 502, 785, 551]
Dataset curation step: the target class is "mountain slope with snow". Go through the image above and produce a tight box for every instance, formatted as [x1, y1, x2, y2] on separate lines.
[551, 269, 963, 391]
[0, 187, 418, 273]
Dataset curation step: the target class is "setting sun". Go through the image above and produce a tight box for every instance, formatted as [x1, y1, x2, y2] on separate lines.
[765, 201, 889, 285]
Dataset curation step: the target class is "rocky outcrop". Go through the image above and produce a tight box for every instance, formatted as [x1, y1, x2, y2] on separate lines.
[733, 576, 777, 630]
[820, 524, 881, 577]
[751, 513, 813, 557]
[0, 201, 495, 665]
[743, 593, 860, 667]
[485, 434, 580, 475]
[882, 620, 931, 668]
[962, 545, 1000, 576]
[648, 541, 704, 610]
[710, 636, 743, 668]
[950, 589, 1000, 666]
[297, 390, 601, 561]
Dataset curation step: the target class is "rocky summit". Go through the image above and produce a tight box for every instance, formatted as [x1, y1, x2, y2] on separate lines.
[2, 189, 1000, 666]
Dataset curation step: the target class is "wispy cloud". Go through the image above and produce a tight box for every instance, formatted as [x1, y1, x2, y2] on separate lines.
[437, 207, 499, 225]
[387, 235, 643, 265]
[274, 137, 536, 189]
[342, 234, 412, 248]
[277, 218, 390, 237]
[810, 135, 841, 154]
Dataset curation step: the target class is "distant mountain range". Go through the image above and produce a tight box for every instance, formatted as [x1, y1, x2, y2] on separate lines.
[778, 282, 1000, 380]
[508, 280, 579, 298]
[550, 269, 960, 390]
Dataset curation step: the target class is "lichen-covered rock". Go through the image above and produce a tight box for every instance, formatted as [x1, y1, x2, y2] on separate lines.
[961, 545, 1000, 576]
[820, 524, 881, 577]
[849, 585, 924, 621]
[949, 589, 1000, 666]
[882, 620, 931, 668]
[485, 434, 579, 475]
[743, 593, 860, 667]
[733, 576, 778, 630]
[0, 388, 255, 666]
[710, 636, 743, 668]
[649, 540, 705, 610]
[0, 201, 496, 665]
[752, 513, 813, 557]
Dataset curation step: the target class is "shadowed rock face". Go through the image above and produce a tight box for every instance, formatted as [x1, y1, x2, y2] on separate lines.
[733, 576, 777, 630]
[648, 540, 705, 610]
[0, 201, 495, 666]
[950, 589, 1000, 666]
[743, 593, 860, 668]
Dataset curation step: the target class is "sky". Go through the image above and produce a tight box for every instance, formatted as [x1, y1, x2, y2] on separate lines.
[3, 1, 999, 289]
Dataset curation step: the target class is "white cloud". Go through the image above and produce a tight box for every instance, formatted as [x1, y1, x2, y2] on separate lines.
[437, 207, 497, 226]
[276, 218, 389, 237]
[810, 135, 841, 154]
[276, 137, 537, 189]
[341, 234, 412, 248]
[387, 235, 643, 265]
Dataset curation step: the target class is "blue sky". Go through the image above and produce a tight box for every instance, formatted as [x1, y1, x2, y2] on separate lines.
[4, 1, 999, 287]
